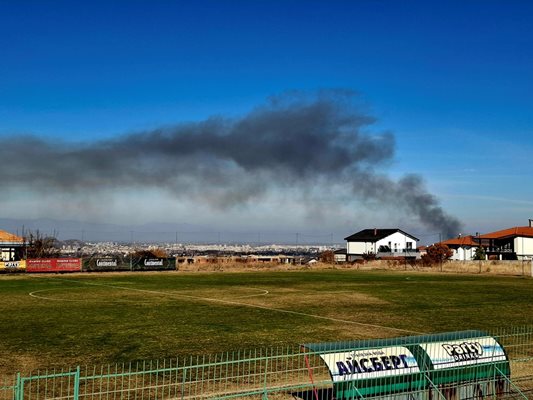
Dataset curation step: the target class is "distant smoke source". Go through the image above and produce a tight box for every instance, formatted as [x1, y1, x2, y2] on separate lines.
[0, 90, 461, 238]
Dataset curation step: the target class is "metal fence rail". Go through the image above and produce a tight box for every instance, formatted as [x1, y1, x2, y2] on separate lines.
[3, 327, 533, 400]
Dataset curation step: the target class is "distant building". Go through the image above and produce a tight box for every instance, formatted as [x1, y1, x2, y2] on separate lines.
[0, 229, 25, 261]
[334, 248, 347, 263]
[478, 225, 533, 260]
[417, 245, 428, 257]
[439, 235, 482, 261]
[344, 228, 419, 261]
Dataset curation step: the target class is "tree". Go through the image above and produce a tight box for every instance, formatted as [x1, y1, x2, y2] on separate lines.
[319, 250, 335, 264]
[472, 246, 486, 260]
[25, 230, 60, 259]
[130, 248, 168, 259]
[421, 243, 453, 265]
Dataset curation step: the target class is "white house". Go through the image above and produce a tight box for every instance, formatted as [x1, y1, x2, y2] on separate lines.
[478, 225, 533, 260]
[344, 228, 419, 261]
[439, 235, 481, 261]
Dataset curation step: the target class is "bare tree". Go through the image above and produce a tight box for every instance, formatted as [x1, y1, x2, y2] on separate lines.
[25, 230, 60, 259]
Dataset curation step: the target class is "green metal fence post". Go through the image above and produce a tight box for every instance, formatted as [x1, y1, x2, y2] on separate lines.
[73, 367, 80, 400]
[262, 353, 268, 400]
[180, 367, 187, 400]
[13, 373, 21, 400]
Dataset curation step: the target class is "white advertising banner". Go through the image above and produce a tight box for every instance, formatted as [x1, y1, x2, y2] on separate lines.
[319, 346, 419, 382]
[421, 337, 506, 370]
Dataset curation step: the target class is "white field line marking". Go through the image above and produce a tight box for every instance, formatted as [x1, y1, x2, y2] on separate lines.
[28, 286, 268, 302]
[232, 288, 269, 299]
[29, 277, 422, 334]
[29, 287, 154, 303]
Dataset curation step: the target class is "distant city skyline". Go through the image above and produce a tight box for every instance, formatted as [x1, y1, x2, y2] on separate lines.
[1, 1, 532, 239]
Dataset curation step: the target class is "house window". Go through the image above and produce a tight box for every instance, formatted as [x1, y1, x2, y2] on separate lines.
[406, 242, 412, 250]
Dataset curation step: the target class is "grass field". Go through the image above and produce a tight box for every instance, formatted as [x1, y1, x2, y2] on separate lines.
[0, 268, 532, 376]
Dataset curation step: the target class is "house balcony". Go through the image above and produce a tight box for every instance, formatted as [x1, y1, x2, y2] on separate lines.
[376, 249, 420, 259]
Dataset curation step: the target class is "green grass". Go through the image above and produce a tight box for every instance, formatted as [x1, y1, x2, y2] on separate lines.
[0, 269, 532, 375]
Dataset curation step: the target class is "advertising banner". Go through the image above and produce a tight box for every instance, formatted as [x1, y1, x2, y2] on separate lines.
[95, 258, 119, 268]
[83, 257, 128, 271]
[421, 337, 506, 370]
[320, 346, 419, 382]
[0, 260, 26, 271]
[26, 258, 82, 273]
[83, 256, 176, 271]
[132, 257, 176, 271]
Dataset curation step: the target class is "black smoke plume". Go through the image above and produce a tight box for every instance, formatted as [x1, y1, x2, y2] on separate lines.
[0, 90, 461, 238]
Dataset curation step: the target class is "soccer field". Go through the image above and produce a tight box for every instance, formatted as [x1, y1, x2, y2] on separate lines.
[0, 269, 532, 376]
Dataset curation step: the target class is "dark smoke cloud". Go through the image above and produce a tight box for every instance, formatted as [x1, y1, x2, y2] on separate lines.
[0, 90, 461, 238]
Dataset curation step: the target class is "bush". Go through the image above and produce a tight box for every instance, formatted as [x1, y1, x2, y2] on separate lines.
[473, 246, 486, 260]
[421, 243, 453, 265]
[319, 250, 335, 264]
[130, 248, 168, 259]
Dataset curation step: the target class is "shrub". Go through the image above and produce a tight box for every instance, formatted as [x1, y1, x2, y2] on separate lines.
[421, 243, 453, 265]
[319, 250, 335, 264]
[362, 252, 376, 261]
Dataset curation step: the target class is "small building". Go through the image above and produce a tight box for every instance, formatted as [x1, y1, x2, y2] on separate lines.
[417, 245, 428, 257]
[478, 225, 533, 260]
[344, 228, 419, 261]
[334, 248, 347, 263]
[0, 229, 25, 261]
[439, 235, 482, 261]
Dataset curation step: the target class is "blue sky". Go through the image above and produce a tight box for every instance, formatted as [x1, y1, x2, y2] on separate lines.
[1, 1, 532, 240]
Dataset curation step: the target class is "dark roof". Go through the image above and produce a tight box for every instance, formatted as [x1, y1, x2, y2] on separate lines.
[344, 228, 419, 242]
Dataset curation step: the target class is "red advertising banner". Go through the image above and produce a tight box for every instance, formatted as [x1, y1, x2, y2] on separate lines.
[26, 258, 82, 273]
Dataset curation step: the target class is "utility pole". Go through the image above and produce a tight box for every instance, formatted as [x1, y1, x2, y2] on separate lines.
[476, 232, 482, 274]
[439, 233, 442, 272]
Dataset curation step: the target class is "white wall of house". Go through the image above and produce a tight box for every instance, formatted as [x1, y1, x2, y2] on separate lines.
[514, 237, 533, 260]
[347, 231, 417, 255]
[375, 231, 417, 253]
[347, 241, 376, 254]
[450, 246, 476, 261]
[334, 253, 347, 263]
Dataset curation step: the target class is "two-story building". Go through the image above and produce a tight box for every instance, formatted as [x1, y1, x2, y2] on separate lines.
[478, 225, 533, 260]
[344, 228, 419, 261]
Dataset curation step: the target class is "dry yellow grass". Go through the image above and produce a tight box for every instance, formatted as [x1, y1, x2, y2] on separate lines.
[174, 259, 533, 278]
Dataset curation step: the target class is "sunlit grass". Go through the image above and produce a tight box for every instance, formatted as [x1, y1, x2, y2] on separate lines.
[0, 269, 531, 375]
